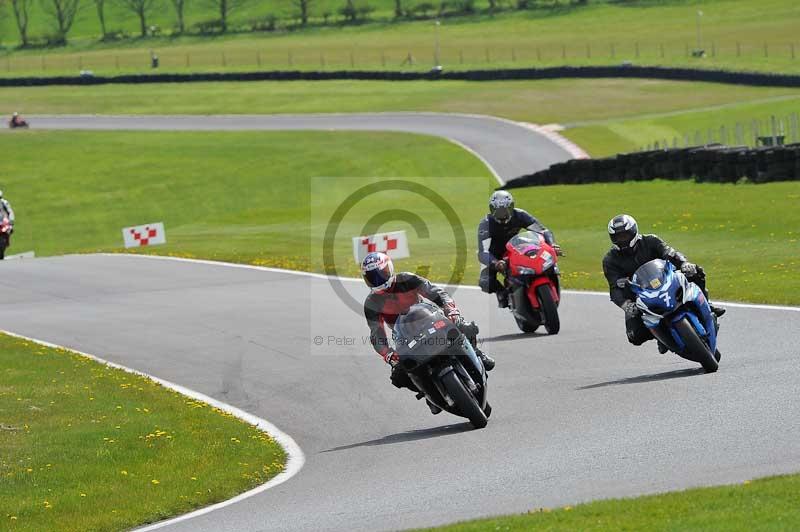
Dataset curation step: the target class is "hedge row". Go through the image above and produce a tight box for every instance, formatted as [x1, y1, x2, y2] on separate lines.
[502, 144, 800, 189]
[3, 65, 800, 87]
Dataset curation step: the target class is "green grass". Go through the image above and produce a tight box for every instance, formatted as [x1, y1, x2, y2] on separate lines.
[423, 474, 800, 531]
[0, 332, 286, 531]
[1, 0, 800, 76]
[0, 130, 798, 305]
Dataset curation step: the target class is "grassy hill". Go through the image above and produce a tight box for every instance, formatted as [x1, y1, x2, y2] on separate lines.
[1, 0, 799, 75]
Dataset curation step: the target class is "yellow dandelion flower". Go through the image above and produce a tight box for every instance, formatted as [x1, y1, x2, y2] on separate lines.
[80, 493, 87, 497]
[151, 479, 160, 485]
[120, 470, 128, 475]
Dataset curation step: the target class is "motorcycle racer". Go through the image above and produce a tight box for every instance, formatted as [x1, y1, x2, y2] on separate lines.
[478, 190, 561, 307]
[362, 252, 495, 414]
[602, 214, 726, 352]
[0, 190, 15, 233]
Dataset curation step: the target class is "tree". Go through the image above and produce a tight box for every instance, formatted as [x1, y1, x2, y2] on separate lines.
[292, 0, 312, 26]
[94, 0, 107, 36]
[339, 0, 356, 22]
[394, 0, 402, 18]
[119, 0, 156, 37]
[41, 0, 81, 44]
[10, 0, 32, 47]
[205, 0, 248, 33]
[171, 0, 185, 33]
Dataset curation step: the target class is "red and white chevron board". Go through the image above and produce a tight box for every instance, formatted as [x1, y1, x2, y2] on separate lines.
[352, 230, 410, 264]
[122, 222, 167, 248]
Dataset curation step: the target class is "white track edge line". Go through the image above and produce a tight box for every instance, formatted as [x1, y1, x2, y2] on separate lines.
[100, 253, 800, 313]
[0, 329, 306, 531]
[444, 138, 504, 185]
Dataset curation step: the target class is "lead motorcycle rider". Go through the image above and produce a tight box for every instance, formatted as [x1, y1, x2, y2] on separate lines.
[602, 214, 726, 353]
[478, 190, 561, 308]
[362, 252, 495, 414]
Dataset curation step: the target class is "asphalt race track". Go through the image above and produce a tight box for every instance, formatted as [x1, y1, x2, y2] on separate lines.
[1, 254, 798, 531]
[3, 114, 799, 531]
[27, 113, 579, 182]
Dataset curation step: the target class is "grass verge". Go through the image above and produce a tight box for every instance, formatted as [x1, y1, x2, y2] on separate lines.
[0, 130, 798, 305]
[0, 332, 286, 531]
[422, 474, 800, 531]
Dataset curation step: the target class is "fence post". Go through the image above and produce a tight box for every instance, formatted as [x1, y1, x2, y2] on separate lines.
[320, 52, 325, 68]
[381, 51, 386, 67]
[711, 42, 716, 57]
[586, 43, 591, 59]
[512, 47, 516, 62]
[222, 52, 226, 67]
[611, 43, 615, 59]
[41, 56, 45, 71]
[685, 43, 690, 57]
[736, 42, 741, 57]
[486, 47, 491, 63]
[792, 43, 796, 60]
[350, 51, 354, 68]
[536, 47, 541, 61]
[635, 42, 640, 58]
[764, 43, 769, 57]
[771, 115, 779, 145]
[720, 125, 727, 145]
[752, 120, 759, 145]
[695, 131, 702, 145]
[684, 134, 690, 147]
[459, 50, 464, 64]
[116, 56, 120, 70]
[561, 44, 566, 60]
[288, 51, 293, 67]
[660, 43, 664, 58]
[256, 52, 261, 68]
[735, 123, 743, 145]
[792, 113, 799, 143]
[78, 56, 83, 69]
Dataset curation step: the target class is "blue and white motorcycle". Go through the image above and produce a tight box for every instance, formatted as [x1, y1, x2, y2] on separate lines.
[625, 259, 721, 373]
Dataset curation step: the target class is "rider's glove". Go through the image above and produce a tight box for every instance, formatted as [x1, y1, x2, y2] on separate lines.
[553, 243, 564, 257]
[622, 300, 641, 320]
[681, 262, 698, 277]
[446, 309, 463, 325]
[491, 259, 507, 273]
[383, 350, 399, 367]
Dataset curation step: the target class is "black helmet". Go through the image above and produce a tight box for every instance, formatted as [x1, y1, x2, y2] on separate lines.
[489, 191, 514, 224]
[608, 214, 641, 252]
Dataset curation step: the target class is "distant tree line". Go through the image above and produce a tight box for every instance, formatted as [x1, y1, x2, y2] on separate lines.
[0, 0, 594, 48]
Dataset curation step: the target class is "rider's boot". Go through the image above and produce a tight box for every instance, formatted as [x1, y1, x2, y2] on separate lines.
[475, 347, 495, 371]
[709, 303, 726, 317]
[657, 341, 669, 354]
[426, 399, 442, 415]
[496, 289, 509, 309]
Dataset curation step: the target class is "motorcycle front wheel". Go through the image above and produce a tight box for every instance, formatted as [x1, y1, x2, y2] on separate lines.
[441, 370, 487, 429]
[674, 318, 718, 373]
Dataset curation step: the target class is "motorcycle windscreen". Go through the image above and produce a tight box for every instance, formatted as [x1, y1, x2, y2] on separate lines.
[632, 259, 669, 291]
[508, 230, 542, 256]
[393, 302, 451, 357]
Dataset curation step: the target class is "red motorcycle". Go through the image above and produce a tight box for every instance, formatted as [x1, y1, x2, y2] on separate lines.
[0, 216, 11, 259]
[503, 230, 562, 334]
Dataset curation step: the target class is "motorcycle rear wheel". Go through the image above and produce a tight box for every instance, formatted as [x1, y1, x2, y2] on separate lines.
[442, 370, 487, 429]
[674, 318, 718, 373]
